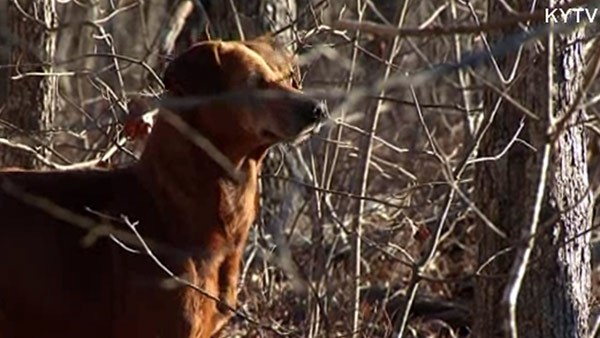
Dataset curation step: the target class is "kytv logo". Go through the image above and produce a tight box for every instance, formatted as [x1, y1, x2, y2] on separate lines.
[545, 7, 599, 23]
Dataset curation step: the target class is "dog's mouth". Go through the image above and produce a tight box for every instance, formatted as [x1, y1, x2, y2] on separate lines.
[260, 123, 319, 144]
[260, 129, 280, 141]
[260, 117, 325, 145]
[290, 130, 313, 146]
[290, 122, 324, 145]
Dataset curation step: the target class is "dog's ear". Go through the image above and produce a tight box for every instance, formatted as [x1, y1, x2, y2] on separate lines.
[241, 37, 300, 88]
[250, 33, 279, 48]
[163, 41, 226, 97]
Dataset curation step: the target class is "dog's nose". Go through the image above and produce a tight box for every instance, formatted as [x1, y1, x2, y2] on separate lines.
[304, 100, 327, 124]
[297, 96, 328, 126]
[313, 101, 328, 122]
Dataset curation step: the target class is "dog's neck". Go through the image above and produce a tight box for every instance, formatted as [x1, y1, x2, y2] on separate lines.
[134, 118, 263, 252]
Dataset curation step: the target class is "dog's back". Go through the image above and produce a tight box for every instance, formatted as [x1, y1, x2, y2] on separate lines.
[0, 169, 162, 338]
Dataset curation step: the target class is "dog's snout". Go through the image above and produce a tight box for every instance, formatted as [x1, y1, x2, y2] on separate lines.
[313, 101, 328, 121]
[303, 99, 328, 124]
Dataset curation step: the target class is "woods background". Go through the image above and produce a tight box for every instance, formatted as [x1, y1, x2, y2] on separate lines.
[1, 0, 599, 337]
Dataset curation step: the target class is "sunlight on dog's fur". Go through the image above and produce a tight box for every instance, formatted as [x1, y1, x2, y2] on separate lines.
[0, 38, 326, 338]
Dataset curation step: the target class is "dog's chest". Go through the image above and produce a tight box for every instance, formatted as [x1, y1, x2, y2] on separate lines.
[218, 179, 258, 241]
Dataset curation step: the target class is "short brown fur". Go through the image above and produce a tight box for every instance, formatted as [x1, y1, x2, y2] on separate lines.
[0, 39, 325, 338]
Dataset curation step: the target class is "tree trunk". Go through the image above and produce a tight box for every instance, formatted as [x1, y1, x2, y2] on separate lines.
[1, 0, 58, 168]
[0, 0, 8, 104]
[474, 1, 591, 337]
[204, 0, 296, 44]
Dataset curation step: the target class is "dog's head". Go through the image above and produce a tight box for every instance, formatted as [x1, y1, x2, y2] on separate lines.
[162, 38, 327, 160]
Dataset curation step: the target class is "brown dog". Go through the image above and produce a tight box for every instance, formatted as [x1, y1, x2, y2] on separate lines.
[0, 39, 326, 338]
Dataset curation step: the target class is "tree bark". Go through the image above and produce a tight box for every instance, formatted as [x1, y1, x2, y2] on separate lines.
[0, 0, 8, 103]
[1, 0, 58, 168]
[474, 1, 591, 337]
[204, 0, 296, 44]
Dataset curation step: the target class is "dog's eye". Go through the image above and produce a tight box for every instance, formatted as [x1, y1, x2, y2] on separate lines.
[247, 72, 266, 88]
[291, 75, 301, 89]
[288, 67, 301, 89]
